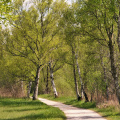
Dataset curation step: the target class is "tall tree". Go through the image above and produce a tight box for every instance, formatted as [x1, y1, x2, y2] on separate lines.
[59, 6, 84, 101]
[117, 0, 120, 52]
[76, 0, 120, 103]
[6, 0, 67, 100]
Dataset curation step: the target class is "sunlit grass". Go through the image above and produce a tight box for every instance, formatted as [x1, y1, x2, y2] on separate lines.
[93, 106, 120, 120]
[39, 94, 75, 103]
[0, 97, 66, 120]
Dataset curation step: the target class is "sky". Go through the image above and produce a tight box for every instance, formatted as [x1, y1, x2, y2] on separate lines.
[24, 0, 76, 4]
[24, 0, 76, 7]
[23, 0, 76, 11]
[65, 0, 76, 4]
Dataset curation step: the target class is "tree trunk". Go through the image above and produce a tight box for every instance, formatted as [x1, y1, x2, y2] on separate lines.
[90, 92, 93, 102]
[46, 65, 49, 94]
[75, 53, 84, 99]
[83, 90, 89, 102]
[100, 51, 109, 100]
[71, 47, 81, 101]
[75, 53, 89, 102]
[49, 61, 58, 98]
[21, 81, 24, 95]
[103, 67, 109, 101]
[116, 2, 120, 104]
[73, 62, 81, 101]
[108, 34, 120, 104]
[27, 81, 32, 98]
[96, 83, 99, 101]
[33, 66, 41, 100]
[42, 68, 46, 82]
[117, 3, 120, 52]
[106, 85, 109, 101]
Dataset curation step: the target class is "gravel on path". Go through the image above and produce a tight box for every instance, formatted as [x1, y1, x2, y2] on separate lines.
[38, 98, 107, 120]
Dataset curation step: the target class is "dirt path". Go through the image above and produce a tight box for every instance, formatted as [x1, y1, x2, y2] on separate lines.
[38, 98, 107, 120]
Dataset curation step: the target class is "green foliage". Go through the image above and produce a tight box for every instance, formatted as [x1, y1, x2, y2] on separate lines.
[0, 0, 12, 21]
[0, 0, 120, 107]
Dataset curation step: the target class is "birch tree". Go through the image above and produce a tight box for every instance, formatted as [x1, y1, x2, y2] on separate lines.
[6, 0, 65, 100]
[59, 7, 83, 101]
[76, 0, 120, 103]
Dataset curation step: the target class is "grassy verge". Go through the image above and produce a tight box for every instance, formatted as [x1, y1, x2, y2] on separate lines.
[0, 97, 66, 120]
[39, 94, 75, 103]
[39, 94, 120, 120]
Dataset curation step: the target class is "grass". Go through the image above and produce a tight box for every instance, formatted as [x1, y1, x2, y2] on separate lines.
[39, 94, 120, 120]
[93, 106, 120, 120]
[39, 94, 75, 103]
[0, 97, 66, 120]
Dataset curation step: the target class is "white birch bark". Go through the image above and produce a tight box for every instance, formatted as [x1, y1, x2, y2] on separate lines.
[75, 53, 84, 99]
[49, 61, 58, 98]
[71, 46, 81, 101]
[27, 81, 32, 98]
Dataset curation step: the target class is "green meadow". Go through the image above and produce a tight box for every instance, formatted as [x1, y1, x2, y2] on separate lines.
[0, 98, 66, 120]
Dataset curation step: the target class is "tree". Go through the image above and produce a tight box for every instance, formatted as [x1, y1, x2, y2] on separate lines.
[6, 0, 67, 100]
[59, 6, 83, 101]
[117, 0, 120, 52]
[0, 0, 12, 25]
[49, 46, 66, 97]
[76, 0, 120, 103]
